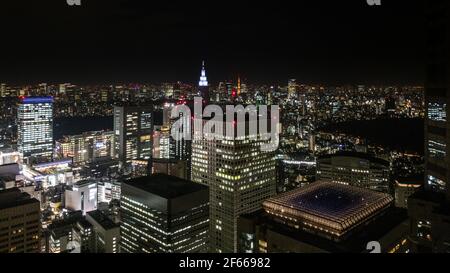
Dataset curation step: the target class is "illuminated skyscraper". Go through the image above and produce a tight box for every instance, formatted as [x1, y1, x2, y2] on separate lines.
[198, 61, 209, 103]
[169, 107, 192, 178]
[17, 96, 54, 163]
[288, 79, 298, 99]
[191, 116, 277, 253]
[113, 104, 153, 170]
[120, 174, 209, 253]
[422, 1, 450, 195]
[408, 1, 450, 253]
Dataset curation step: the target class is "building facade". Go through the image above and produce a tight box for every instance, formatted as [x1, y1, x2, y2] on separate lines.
[120, 174, 209, 253]
[317, 152, 390, 193]
[191, 117, 277, 253]
[56, 130, 115, 164]
[113, 104, 153, 170]
[65, 179, 98, 215]
[408, 0, 450, 253]
[17, 96, 54, 163]
[86, 210, 120, 253]
[151, 158, 188, 180]
[0, 189, 41, 253]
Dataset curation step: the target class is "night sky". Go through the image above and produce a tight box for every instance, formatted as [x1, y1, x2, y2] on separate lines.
[0, 0, 425, 85]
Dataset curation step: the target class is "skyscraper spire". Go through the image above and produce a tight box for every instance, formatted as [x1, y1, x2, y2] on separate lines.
[198, 61, 210, 103]
[199, 61, 208, 87]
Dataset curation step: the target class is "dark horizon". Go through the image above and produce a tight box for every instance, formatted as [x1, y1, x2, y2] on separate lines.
[0, 0, 425, 85]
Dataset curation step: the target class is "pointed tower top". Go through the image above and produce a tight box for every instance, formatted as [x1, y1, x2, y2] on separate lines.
[199, 61, 208, 87]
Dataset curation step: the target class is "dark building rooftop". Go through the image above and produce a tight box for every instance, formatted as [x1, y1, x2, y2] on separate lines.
[394, 174, 424, 186]
[47, 211, 83, 231]
[0, 188, 39, 210]
[409, 188, 447, 204]
[123, 173, 207, 199]
[87, 210, 119, 230]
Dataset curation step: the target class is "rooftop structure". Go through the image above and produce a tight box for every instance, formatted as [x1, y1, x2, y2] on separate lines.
[86, 210, 119, 230]
[124, 173, 206, 199]
[262, 181, 394, 239]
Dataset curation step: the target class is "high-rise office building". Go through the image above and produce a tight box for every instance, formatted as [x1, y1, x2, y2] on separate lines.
[0, 189, 41, 253]
[113, 104, 153, 170]
[408, 1, 450, 253]
[288, 79, 298, 99]
[198, 61, 209, 103]
[422, 1, 450, 197]
[0, 83, 8, 97]
[169, 110, 192, 178]
[191, 117, 277, 253]
[120, 174, 209, 253]
[17, 96, 54, 163]
[158, 125, 171, 159]
[225, 82, 233, 100]
[317, 152, 390, 193]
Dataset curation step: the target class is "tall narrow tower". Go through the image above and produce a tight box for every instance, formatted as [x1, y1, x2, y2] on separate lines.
[237, 76, 241, 96]
[198, 61, 209, 103]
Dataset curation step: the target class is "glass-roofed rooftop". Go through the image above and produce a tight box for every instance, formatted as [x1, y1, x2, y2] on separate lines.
[263, 181, 394, 238]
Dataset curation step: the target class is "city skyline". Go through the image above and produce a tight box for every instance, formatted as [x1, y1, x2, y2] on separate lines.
[1, 0, 450, 259]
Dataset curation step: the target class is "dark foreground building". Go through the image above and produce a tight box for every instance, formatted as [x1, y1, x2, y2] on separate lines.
[120, 174, 209, 253]
[407, 0, 450, 253]
[0, 189, 41, 253]
[238, 181, 409, 253]
[86, 210, 120, 253]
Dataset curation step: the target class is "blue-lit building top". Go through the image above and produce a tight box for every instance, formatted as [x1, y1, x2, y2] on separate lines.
[198, 61, 208, 87]
[20, 96, 54, 104]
